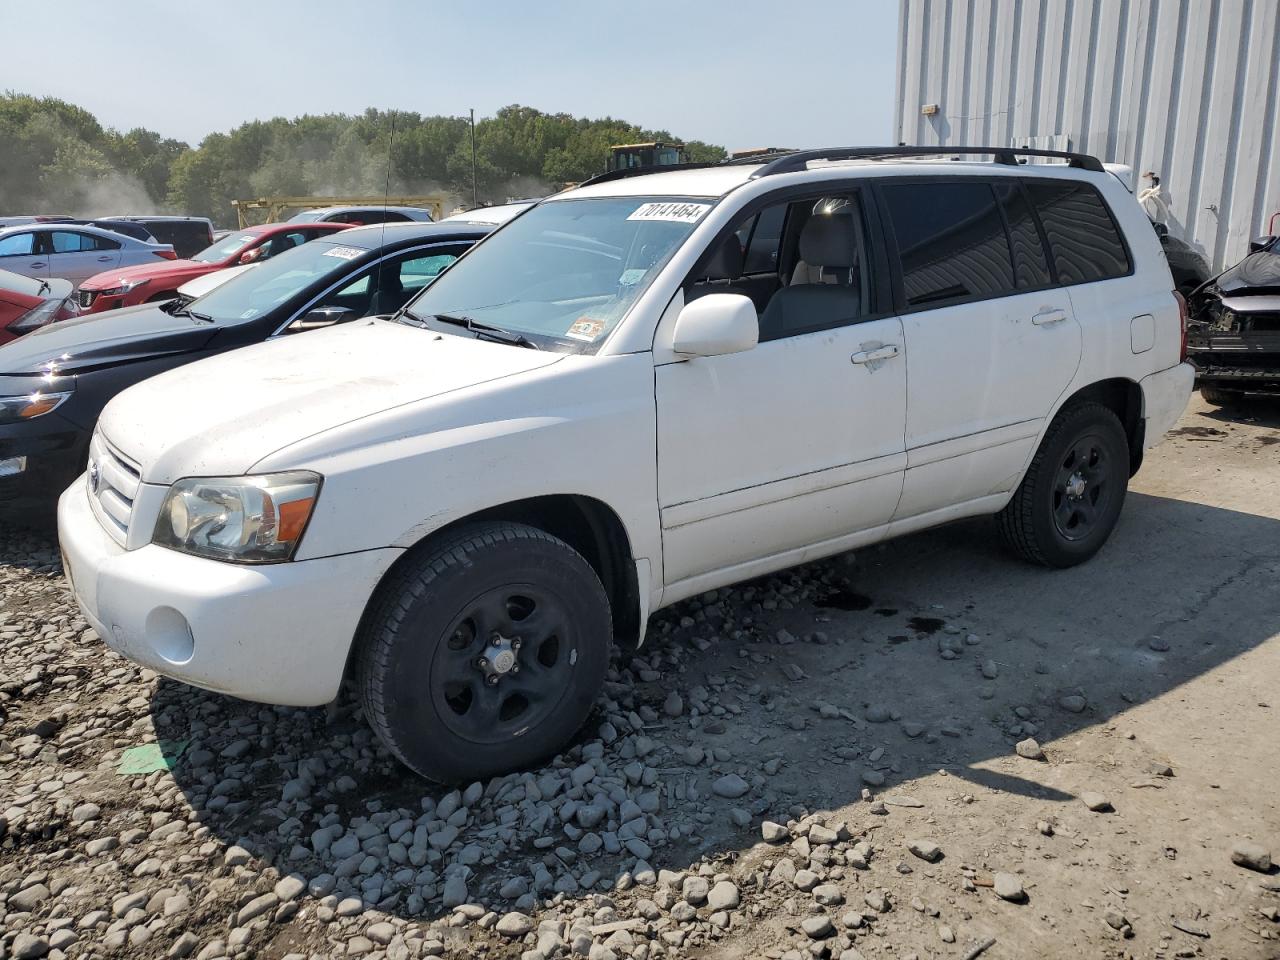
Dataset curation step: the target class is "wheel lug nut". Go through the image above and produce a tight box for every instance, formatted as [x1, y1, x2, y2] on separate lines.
[476, 657, 488, 668]
[511, 664, 520, 673]
[486, 675, 499, 686]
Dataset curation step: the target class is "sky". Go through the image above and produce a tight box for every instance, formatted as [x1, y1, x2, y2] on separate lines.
[2, 0, 899, 150]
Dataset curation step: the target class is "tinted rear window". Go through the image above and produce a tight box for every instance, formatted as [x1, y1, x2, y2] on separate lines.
[881, 182, 1016, 307]
[994, 183, 1052, 289]
[1025, 181, 1130, 284]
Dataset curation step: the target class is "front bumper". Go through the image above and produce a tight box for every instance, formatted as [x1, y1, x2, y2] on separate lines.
[0, 419, 87, 517]
[58, 479, 401, 706]
[1139, 362, 1195, 445]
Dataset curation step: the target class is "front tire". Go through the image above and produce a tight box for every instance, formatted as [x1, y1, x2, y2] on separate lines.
[1199, 385, 1242, 407]
[356, 521, 611, 782]
[997, 402, 1129, 568]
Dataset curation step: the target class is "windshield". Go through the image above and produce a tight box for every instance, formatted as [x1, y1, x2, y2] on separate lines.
[288, 211, 325, 223]
[192, 232, 258, 263]
[187, 239, 368, 323]
[404, 196, 712, 351]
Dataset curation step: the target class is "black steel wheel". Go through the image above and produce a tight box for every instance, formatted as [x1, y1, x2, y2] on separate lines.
[997, 401, 1129, 567]
[357, 521, 611, 782]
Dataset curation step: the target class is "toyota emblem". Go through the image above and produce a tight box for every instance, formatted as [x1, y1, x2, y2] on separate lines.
[87, 460, 100, 494]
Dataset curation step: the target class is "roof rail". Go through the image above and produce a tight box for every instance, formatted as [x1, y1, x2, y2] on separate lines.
[748, 145, 1106, 178]
[577, 162, 721, 188]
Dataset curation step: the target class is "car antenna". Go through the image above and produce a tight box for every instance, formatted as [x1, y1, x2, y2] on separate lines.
[378, 109, 396, 310]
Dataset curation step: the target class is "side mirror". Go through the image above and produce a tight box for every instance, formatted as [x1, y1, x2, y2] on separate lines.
[290, 305, 355, 331]
[1151, 220, 1169, 239]
[671, 293, 758, 358]
[1249, 235, 1276, 254]
[238, 248, 264, 265]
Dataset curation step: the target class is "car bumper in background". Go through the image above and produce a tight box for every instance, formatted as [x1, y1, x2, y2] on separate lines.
[58, 480, 401, 706]
[1140, 362, 1195, 445]
[0, 422, 87, 519]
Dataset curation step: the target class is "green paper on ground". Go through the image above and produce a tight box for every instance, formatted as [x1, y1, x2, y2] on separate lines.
[117, 740, 187, 775]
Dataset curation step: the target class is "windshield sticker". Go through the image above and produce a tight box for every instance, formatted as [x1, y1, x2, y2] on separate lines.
[626, 201, 711, 224]
[566, 317, 606, 342]
[619, 268, 648, 286]
[239, 308, 259, 319]
[323, 246, 363, 260]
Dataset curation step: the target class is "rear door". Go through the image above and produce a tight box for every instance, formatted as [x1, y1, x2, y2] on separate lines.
[0, 230, 49, 280]
[877, 178, 1081, 520]
[48, 230, 122, 286]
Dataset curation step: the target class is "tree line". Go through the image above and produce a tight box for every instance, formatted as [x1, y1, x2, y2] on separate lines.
[0, 93, 726, 226]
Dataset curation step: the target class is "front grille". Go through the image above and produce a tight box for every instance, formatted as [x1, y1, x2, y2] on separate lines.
[87, 431, 141, 546]
[78, 289, 97, 309]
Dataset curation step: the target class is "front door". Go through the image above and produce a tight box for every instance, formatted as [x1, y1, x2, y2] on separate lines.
[0, 230, 48, 280]
[656, 189, 907, 593]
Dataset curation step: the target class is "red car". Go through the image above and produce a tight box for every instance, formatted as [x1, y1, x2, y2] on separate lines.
[0, 269, 75, 346]
[75, 222, 352, 314]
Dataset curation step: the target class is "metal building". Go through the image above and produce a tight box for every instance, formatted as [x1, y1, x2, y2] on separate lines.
[894, 0, 1280, 269]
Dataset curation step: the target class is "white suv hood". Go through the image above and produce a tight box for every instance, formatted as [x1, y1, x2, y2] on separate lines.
[98, 319, 562, 484]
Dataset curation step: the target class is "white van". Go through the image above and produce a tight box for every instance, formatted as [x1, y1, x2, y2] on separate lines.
[59, 147, 1193, 782]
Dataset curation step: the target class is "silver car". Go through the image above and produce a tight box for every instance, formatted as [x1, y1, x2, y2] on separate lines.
[0, 224, 176, 289]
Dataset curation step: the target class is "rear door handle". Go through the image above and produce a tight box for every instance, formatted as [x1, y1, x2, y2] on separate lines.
[96, 256, 113, 262]
[851, 344, 900, 364]
[29, 262, 46, 268]
[1032, 309, 1068, 326]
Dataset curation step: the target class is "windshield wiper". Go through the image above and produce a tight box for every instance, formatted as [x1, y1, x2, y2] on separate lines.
[430, 313, 541, 350]
[394, 308, 432, 329]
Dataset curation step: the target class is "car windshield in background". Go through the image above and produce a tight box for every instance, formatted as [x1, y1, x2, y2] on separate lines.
[404, 197, 713, 351]
[185, 239, 367, 324]
[192, 233, 257, 263]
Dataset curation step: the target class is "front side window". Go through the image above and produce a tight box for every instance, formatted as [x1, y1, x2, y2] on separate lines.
[405, 197, 712, 351]
[0, 233, 35, 257]
[882, 181, 1017, 307]
[1026, 181, 1131, 285]
[193, 233, 257, 264]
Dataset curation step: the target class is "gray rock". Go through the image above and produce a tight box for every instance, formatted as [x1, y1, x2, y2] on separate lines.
[1231, 841, 1272, 873]
[864, 705, 891, 723]
[9, 883, 51, 912]
[994, 872, 1026, 902]
[1059, 695, 1087, 713]
[442, 874, 468, 908]
[812, 883, 845, 906]
[981, 659, 999, 679]
[793, 869, 819, 891]
[274, 874, 306, 902]
[235, 892, 278, 926]
[907, 838, 943, 862]
[367, 922, 396, 945]
[663, 692, 684, 717]
[1081, 791, 1112, 812]
[801, 915, 833, 939]
[864, 889, 891, 912]
[71, 802, 101, 823]
[682, 875, 710, 905]
[223, 845, 252, 867]
[1015, 738, 1045, 760]
[11, 934, 48, 960]
[707, 880, 740, 910]
[711, 774, 750, 799]
[761, 820, 789, 843]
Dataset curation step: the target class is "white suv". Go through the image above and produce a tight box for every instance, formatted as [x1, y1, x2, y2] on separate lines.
[58, 147, 1193, 782]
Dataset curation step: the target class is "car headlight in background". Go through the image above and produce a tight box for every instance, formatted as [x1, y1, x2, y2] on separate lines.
[0, 391, 73, 425]
[152, 471, 321, 563]
[96, 278, 150, 298]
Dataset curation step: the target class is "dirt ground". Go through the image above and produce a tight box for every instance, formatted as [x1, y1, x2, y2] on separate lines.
[1, 394, 1278, 960]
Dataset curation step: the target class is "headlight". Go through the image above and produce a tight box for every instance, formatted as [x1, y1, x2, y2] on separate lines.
[152, 471, 321, 563]
[96, 278, 150, 298]
[0, 391, 72, 425]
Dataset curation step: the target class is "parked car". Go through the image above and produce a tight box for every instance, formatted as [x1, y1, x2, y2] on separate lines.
[76, 222, 352, 314]
[287, 205, 434, 225]
[0, 270, 75, 346]
[0, 224, 176, 288]
[0, 215, 75, 229]
[439, 201, 536, 225]
[173, 263, 255, 303]
[68, 219, 159, 244]
[0, 221, 487, 519]
[96, 216, 214, 259]
[1186, 234, 1280, 404]
[57, 146, 1192, 782]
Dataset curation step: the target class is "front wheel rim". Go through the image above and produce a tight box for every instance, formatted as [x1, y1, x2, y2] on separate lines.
[430, 584, 576, 745]
[1051, 433, 1114, 542]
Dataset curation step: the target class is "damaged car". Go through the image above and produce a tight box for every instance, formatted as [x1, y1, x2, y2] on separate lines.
[1186, 234, 1280, 405]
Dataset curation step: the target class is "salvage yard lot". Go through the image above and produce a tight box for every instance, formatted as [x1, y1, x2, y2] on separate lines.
[2, 395, 1278, 960]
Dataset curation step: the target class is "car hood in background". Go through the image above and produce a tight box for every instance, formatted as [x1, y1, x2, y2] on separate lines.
[79, 258, 213, 290]
[98, 319, 564, 484]
[0, 302, 217, 375]
[1213, 251, 1280, 297]
[177, 264, 255, 299]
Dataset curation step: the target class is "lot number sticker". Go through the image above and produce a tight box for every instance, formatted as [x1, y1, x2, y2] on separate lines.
[627, 202, 711, 224]
[322, 246, 364, 260]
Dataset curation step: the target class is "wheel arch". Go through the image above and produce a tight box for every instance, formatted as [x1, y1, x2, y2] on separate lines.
[1055, 377, 1144, 476]
[345, 494, 643, 689]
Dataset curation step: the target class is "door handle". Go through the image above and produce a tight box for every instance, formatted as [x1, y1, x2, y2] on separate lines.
[1032, 309, 1068, 326]
[851, 344, 900, 364]
[96, 256, 113, 262]
[29, 262, 46, 268]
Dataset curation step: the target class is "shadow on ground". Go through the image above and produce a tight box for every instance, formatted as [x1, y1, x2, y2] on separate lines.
[153, 490, 1280, 921]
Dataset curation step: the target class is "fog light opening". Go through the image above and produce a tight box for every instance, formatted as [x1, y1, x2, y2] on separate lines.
[0, 456, 27, 478]
[145, 606, 195, 665]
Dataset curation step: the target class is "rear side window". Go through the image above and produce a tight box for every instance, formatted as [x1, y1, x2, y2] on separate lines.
[51, 231, 119, 252]
[994, 183, 1052, 288]
[1025, 181, 1130, 284]
[881, 182, 1016, 307]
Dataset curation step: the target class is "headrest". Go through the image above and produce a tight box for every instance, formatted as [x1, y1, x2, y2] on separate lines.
[799, 214, 858, 268]
[700, 236, 744, 280]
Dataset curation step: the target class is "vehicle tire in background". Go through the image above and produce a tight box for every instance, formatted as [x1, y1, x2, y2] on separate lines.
[356, 521, 611, 782]
[997, 401, 1129, 568]
[1199, 385, 1243, 407]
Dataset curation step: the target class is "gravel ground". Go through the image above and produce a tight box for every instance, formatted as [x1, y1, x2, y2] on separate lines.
[2, 394, 1279, 960]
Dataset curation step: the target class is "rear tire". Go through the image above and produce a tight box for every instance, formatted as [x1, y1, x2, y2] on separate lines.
[1199, 385, 1242, 407]
[997, 402, 1129, 568]
[356, 521, 611, 782]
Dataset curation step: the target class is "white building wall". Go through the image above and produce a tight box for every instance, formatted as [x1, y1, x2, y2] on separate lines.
[896, 0, 1280, 269]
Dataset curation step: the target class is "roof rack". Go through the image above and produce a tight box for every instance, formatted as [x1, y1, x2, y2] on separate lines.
[577, 162, 721, 188]
[748, 145, 1105, 177]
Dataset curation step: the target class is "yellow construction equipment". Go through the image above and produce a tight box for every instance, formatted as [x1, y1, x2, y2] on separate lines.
[231, 195, 446, 228]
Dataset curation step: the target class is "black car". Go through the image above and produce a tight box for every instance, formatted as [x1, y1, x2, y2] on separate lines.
[96, 217, 216, 258]
[0, 221, 489, 521]
[1186, 234, 1280, 405]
